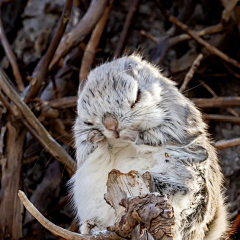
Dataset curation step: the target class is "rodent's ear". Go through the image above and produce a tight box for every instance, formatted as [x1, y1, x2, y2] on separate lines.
[78, 79, 87, 95]
[185, 144, 208, 162]
[125, 63, 138, 78]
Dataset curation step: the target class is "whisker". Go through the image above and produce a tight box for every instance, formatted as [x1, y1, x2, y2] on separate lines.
[182, 82, 205, 94]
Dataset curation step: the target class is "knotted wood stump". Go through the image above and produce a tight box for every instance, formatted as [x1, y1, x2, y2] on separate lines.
[105, 170, 175, 240]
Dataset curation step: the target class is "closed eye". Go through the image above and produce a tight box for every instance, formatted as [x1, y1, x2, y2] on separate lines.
[84, 121, 93, 126]
[131, 89, 141, 108]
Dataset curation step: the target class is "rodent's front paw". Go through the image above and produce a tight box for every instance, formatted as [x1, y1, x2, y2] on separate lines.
[120, 129, 138, 142]
[88, 130, 106, 146]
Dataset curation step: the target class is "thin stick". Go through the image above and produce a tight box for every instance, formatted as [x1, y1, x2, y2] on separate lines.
[168, 14, 240, 69]
[214, 138, 240, 150]
[222, 0, 239, 22]
[198, 80, 239, 117]
[26, 0, 73, 101]
[114, 0, 139, 57]
[0, 17, 24, 91]
[79, 0, 114, 82]
[144, 23, 224, 46]
[50, 0, 108, 70]
[0, 70, 76, 175]
[156, 23, 224, 64]
[0, 90, 19, 117]
[18, 190, 121, 240]
[180, 54, 203, 93]
[49, 96, 77, 109]
[202, 114, 240, 124]
[169, 23, 225, 47]
[191, 97, 240, 108]
[157, 4, 240, 69]
[18, 191, 87, 240]
[140, 30, 157, 43]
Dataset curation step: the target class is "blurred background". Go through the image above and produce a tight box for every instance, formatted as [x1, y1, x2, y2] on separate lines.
[0, 0, 240, 239]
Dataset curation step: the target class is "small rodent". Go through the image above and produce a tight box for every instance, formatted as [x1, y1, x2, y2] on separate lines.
[70, 55, 228, 239]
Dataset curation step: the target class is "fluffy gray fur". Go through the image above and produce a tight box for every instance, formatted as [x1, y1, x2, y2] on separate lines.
[71, 55, 229, 239]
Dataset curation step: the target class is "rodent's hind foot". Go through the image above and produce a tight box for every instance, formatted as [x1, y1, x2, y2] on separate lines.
[79, 219, 97, 235]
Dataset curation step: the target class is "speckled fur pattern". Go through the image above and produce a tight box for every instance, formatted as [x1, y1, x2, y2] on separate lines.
[70, 55, 229, 239]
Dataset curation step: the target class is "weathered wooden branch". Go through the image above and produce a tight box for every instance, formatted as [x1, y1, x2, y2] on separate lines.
[140, 30, 158, 43]
[191, 97, 240, 108]
[222, 0, 239, 22]
[114, 0, 139, 57]
[18, 170, 174, 239]
[214, 137, 240, 150]
[18, 191, 121, 240]
[142, 23, 225, 47]
[168, 23, 225, 47]
[158, 4, 240, 69]
[168, 15, 240, 69]
[0, 122, 26, 239]
[26, 0, 74, 101]
[0, 70, 77, 175]
[202, 114, 240, 124]
[0, 17, 24, 91]
[197, 80, 239, 117]
[48, 96, 78, 109]
[50, 0, 108, 69]
[79, 0, 114, 82]
[180, 53, 203, 93]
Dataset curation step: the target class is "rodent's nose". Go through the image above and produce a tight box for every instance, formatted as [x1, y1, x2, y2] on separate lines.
[104, 116, 118, 131]
[104, 116, 119, 138]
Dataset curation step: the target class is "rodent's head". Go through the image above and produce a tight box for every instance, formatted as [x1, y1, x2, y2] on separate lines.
[75, 55, 204, 146]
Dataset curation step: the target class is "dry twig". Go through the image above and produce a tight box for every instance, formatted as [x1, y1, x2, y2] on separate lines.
[50, 0, 108, 69]
[26, 0, 74, 101]
[180, 54, 203, 93]
[48, 96, 77, 109]
[79, 0, 114, 82]
[158, 4, 240, 69]
[198, 80, 239, 117]
[214, 137, 240, 150]
[18, 191, 121, 240]
[222, 0, 239, 22]
[140, 30, 157, 43]
[142, 24, 224, 60]
[0, 70, 76, 175]
[114, 0, 139, 57]
[191, 97, 240, 108]
[168, 15, 240, 69]
[153, 23, 224, 64]
[0, 17, 24, 91]
[0, 122, 26, 239]
[168, 23, 225, 47]
[202, 114, 240, 124]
